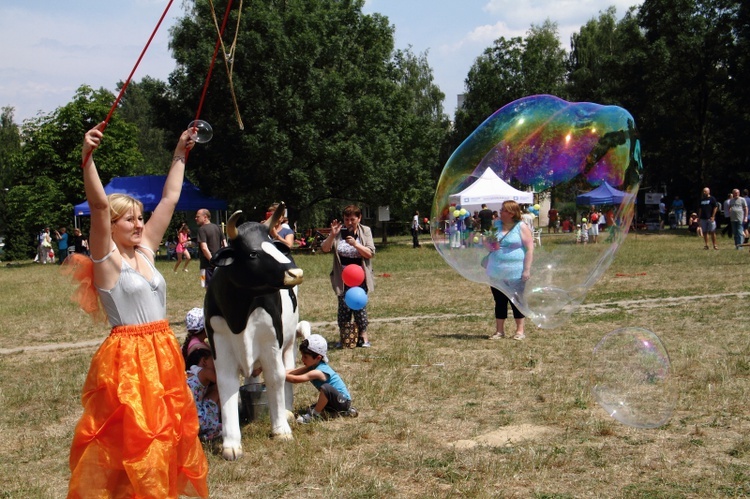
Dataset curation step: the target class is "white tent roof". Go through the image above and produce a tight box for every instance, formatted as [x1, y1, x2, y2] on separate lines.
[449, 169, 533, 212]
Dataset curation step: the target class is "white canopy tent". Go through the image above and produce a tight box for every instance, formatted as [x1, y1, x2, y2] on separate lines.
[449, 168, 534, 213]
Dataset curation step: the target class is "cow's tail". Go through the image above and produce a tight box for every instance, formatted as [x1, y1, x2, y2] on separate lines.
[296, 321, 311, 339]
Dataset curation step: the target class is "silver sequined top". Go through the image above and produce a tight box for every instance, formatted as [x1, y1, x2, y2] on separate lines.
[96, 249, 167, 326]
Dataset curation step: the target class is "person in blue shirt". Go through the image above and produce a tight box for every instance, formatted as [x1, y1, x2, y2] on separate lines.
[671, 196, 685, 227]
[265, 203, 295, 248]
[286, 334, 359, 423]
[54, 227, 69, 264]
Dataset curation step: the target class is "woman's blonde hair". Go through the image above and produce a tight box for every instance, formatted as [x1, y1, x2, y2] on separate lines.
[501, 200, 522, 222]
[108, 194, 143, 223]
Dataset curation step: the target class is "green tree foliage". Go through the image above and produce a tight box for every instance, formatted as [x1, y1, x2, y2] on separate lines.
[636, 0, 740, 201]
[117, 77, 173, 173]
[3, 86, 142, 259]
[4, 179, 64, 260]
[0, 107, 20, 186]
[168, 0, 448, 226]
[727, 0, 750, 186]
[522, 20, 568, 97]
[0, 107, 21, 237]
[376, 48, 451, 217]
[567, 7, 648, 108]
[453, 36, 524, 145]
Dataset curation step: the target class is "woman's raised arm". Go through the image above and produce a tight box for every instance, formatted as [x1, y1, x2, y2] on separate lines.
[82, 123, 114, 263]
[142, 130, 194, 250]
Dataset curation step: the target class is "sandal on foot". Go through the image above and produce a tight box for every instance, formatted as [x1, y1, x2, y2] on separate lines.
[704, 245, 709, 250]
[489, 331, 505, 340]
[713, 245, 719, 250]
[513, 334, 526, 341]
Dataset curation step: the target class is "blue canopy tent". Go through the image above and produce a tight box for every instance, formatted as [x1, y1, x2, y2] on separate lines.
[575, 181, 633, 206]
[74, 175, 228, 216]
[73, 176, 229, 258]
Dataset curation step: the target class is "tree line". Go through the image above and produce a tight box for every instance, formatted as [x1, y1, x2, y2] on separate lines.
[0, 0, 746, 260]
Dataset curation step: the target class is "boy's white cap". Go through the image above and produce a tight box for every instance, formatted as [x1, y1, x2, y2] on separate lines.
[303, 334, 328, 362]
[185, 307, 205, 332]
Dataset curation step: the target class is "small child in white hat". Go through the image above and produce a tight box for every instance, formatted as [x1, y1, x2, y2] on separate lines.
[286, 334, 359, 423]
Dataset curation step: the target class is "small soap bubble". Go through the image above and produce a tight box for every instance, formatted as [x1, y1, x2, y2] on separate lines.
[188, 120, 213, 143]
[590, 327, 676, 428]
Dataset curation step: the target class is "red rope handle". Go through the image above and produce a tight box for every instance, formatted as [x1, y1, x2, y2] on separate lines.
[82, 0, 175, 168]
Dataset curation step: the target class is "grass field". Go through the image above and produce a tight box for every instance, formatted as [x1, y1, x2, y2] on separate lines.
[1, 229, 749, 498]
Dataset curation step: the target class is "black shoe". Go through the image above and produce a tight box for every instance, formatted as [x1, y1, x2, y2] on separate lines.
[342, 407, 358, 418]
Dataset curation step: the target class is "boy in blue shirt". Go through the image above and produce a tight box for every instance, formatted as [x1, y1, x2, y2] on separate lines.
[286, 334, 359, 423]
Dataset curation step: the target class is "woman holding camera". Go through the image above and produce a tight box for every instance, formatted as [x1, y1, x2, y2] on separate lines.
[321, 205, 375, 347]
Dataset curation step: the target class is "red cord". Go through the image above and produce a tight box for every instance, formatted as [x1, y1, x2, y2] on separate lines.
[83, 0, 232, 167]
[82, 0, 175, 168]
[186, 0, 234, 162]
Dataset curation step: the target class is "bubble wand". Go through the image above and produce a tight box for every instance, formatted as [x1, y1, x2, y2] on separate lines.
[81, 0, 176, 168]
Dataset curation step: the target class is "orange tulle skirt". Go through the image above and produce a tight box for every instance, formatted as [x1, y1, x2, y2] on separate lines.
[67, 320, 209, 499]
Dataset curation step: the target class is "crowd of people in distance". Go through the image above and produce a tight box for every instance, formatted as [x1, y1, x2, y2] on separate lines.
[34, 226, 89, 264]
[689, 187, 749, 250]
[653, 187, 750, 251]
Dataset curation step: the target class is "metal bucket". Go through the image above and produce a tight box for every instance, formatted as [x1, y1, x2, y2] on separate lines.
[239, 383, 268, 423]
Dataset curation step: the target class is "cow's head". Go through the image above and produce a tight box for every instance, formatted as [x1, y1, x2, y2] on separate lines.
[211, 206, 303, 292]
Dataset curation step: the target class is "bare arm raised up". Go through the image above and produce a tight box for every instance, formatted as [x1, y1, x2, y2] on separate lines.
[81, 123, 194, 289]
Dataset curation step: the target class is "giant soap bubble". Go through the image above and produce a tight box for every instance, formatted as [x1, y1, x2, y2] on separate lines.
[590, 327, 675, 428]
[431, 95, 642, 328]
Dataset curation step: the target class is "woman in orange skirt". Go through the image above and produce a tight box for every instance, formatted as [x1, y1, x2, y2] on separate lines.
[65, 123, 208, 498]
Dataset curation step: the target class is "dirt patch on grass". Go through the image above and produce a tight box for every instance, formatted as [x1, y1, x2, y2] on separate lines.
[450, 424, 559, 449]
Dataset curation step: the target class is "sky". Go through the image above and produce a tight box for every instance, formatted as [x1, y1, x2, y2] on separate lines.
[0, 0, 642, 124]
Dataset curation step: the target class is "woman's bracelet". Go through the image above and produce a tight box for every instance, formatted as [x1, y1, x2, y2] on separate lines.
[173, 155, 186, 163]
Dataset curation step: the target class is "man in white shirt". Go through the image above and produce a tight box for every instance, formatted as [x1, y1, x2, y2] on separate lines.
[411, 211, 421, 248]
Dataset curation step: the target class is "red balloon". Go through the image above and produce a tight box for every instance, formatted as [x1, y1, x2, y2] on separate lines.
[342, 264, 365, 287]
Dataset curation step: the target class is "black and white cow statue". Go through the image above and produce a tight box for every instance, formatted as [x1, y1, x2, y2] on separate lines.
[204, 207, 304, 461]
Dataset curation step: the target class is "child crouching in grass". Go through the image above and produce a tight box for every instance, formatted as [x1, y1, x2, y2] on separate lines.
[286, 334, 359, 423]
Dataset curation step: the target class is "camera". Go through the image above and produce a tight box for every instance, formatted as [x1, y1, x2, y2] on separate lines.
[340, 227, 349, 239]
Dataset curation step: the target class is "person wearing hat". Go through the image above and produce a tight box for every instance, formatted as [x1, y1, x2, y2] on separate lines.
[182, 307, 207, 365]
[688, 212, 701, 237]
[285, 334, 358, 423]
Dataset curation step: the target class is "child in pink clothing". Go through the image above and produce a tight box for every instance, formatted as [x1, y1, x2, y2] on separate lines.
[182, 307, 208, 364]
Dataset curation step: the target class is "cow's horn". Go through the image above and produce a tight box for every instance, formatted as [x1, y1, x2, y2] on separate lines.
[227, 210, 243, 241]
[264, 202, 285, 228]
